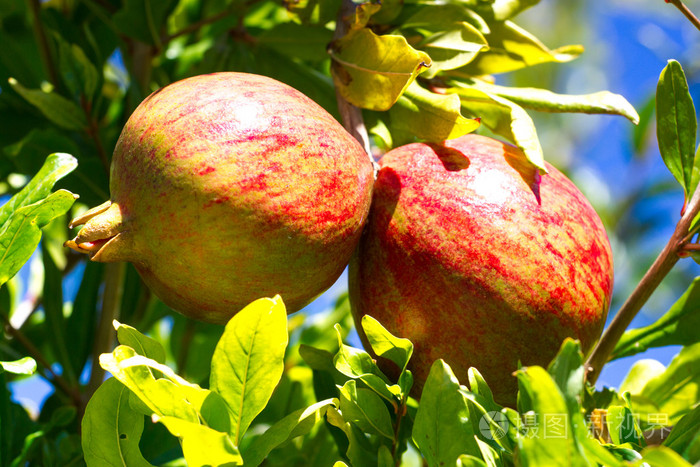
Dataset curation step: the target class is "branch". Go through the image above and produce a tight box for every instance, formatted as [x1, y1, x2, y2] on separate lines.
[28, 0, 59, 87]
[666, 0, 700, 32]
[332, 0, 374, 166]
[584, 184, 700, 384]
[1, 314, 81, 406]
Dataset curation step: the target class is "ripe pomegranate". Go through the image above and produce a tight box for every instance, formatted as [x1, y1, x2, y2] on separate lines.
[66, 72, 374, 324]
[349, 134, 613, 405]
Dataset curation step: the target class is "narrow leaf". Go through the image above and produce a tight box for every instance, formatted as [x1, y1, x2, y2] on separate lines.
[612, 277, 700, 360]
[81, 378, 153, 467]
[635, 445, 694, 466]
[656, 60, 698, 197]
[210, 296, 288, 445]
[0, 357, 36, 375]
[475, 82, 639, 124]
[663, 405, 700, 460]
[413, 360, 480, 466]
[329, 28, 431, 111]
[8, 78, 87, 131]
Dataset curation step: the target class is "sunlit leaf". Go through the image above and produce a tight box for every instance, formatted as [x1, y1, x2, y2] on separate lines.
[100, 345, 230, 432]
[613, 277, 700, 360]
[515, 366, 588, 466]
[474, 81, 639, 124]
[634, 445, 694, 466]
[333, 324, 398, 402]
[242, 398, 335, 466]
[361, 315, 413, 374]
[632, 343, 700, 425]
[0, 153, 78, 228]
[210, 296, 288, 445]
[656, 60, 699, 198]
[663, 405, 700, 462]
[620, 359, 667, 396]
[326, 406, 379, 466]
[82, 378, 153, 467]
[8, 78, 87, 131]
[329, 28, 431, 111]
[449, 84, 546, 173]
[389, 82, 480, 145]
[0, 357, 36, 375]
[113, 320, 167, 364]
[0, 190, 77, 286]
[413, 360, 480, 465]
[461, 20, 582, 75]
[155, 416, 242, 466]
[338, 380, 394, 439]
[475, 0, 540, 21]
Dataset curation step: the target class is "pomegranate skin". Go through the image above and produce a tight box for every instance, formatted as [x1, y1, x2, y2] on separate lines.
[69, 73, 374, 324]
[349, 134, 613, 405]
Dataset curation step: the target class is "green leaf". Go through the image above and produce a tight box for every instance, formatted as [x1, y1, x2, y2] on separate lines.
[419, 24, 488, 78]
[0, 153, 78, 228]
[8, 78, 87, 131]
[473, 81, 640, 124]
[81, 378, 153, 467]
[620, 359, 667, 396]
[361, 315, 413, 374]
[515, 366, 588, 467]
[242, 398, 335, 466]
[155, 416, 242, 466]
[547, 339, 584, 407]
[100, 345, 230, 433]
[333, 324, 398, 402]
[54, 34, 100, 99]
[210, 296, 289, 445]
[634, 445, 694, 466]
[457, 454, 488, 467]
[475, 0, 540, 21]
[413, 360, 480, 466]
[656, 60, 699, 198]
[449, 84, 547, 173]
[0, 357, 36, 375]
[389, 81, 480, 145]
[607, 404, 644, 447]
[613, 278, 700, 360]
[326, 406, 380, 467]
[329, 28, 431, 111]
[258, 23, 333, 61]
[663, 405, 700, 462]
[113, 320, 167, 364]
[461, 20, 582, 76]
[0, 189, 77, 287]
[633, 342, 700, 425]
[338, 380, 394, 439]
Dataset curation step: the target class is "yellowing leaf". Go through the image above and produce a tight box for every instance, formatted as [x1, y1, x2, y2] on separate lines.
[389, 82, 480, 145]
[330, 28, 431, 111]
[462, 20, 582, 76]
[155, 416, 242, 466]
[449, 85, 547, 173]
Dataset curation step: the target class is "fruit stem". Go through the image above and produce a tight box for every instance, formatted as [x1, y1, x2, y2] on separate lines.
[665, 0, 700, 32]
[332, 0, 377, 172]
[584, 184, 700, 384]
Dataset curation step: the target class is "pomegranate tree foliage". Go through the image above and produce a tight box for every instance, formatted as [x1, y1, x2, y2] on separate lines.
[0, 0, 698, 465]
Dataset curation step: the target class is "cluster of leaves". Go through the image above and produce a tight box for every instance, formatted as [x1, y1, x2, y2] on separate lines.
[76, 292, 698, 467]
[0, 0, 698, 465]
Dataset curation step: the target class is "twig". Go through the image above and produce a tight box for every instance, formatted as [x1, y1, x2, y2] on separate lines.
[27, 0, 59, 87]
[1, 314, 81, 406]
[584, 183, 700, 384]
[83, 262, 125, 406]
[332, 0, 374, 165]
[666, 0, 700, 32]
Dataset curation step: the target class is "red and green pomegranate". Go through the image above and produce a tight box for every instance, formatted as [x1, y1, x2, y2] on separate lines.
[349, 134, 613, 405]
[66, 72, 374, 324]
